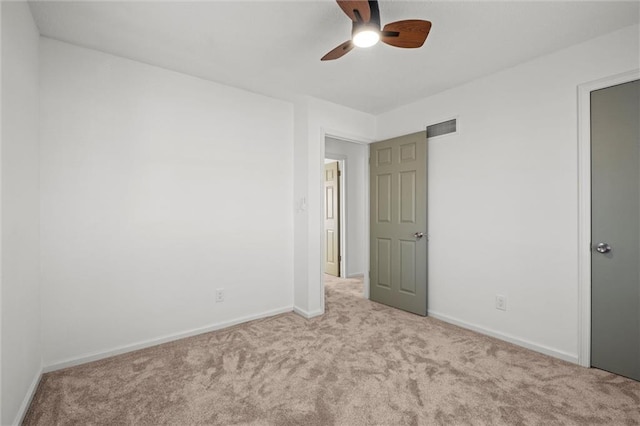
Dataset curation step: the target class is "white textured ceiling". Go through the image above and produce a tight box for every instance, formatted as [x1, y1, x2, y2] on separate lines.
[29, 1, 640, 114]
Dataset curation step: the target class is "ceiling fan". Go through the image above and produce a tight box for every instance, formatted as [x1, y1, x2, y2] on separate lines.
[321, 0, 432, 61]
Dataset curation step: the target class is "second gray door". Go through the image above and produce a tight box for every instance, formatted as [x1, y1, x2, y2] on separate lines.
[591, 79, 640, 381]
[370, 132, 427, 316]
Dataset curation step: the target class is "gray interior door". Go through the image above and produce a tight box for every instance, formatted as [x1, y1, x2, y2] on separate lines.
[591, 79, 640, 381]
[370, 132, 427, 316]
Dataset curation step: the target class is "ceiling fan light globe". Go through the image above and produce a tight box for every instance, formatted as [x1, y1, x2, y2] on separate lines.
[353, 29, 380, 48]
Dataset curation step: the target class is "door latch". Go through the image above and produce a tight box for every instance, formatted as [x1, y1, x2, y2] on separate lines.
[595, 242, 612, 254]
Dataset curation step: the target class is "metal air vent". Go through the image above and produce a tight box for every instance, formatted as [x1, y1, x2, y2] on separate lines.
[426, 118, 457, 139]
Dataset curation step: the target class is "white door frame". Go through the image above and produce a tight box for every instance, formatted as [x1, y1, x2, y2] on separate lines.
[320, 129, 371, 306]
[324, 155, 347, 278]
[577, 69, 640, 367]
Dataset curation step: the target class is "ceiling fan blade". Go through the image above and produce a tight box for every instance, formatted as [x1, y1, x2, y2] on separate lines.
[321, 40, 355, 61]
[381, 20, 432, 48]
[337, 0, 371, 23]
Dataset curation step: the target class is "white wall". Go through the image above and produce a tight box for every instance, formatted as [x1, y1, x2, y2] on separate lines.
[1, 2, 42, 424]
[376, 24, 640, 362]
[325, 137, 367, 277]
[39, 38, 294, 368]
[293, 98, 310, 313]
[293, 97, 375, 317]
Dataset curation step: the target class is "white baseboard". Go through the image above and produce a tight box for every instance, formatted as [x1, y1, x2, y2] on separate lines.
[427, 310, 579, 364]
[43, 305, 293, 373]
[14, 367, 42, 426]
[293, 306, 323, 319]
[347, 272, 364, 278]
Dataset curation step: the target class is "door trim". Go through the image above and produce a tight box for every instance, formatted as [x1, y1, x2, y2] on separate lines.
[577, 69, 640, 368]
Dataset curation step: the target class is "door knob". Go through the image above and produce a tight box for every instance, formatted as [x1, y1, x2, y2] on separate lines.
[595, 242, 612, 253]
[414, 232, 424, 239]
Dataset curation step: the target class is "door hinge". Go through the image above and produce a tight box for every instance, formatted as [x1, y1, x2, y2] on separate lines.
[338, 170, 341, 177]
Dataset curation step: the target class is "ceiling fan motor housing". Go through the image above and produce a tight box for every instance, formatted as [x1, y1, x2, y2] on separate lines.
[351, 0, 381, 36]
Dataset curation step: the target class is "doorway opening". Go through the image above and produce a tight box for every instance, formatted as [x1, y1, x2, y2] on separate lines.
[323, 136, 368, 299]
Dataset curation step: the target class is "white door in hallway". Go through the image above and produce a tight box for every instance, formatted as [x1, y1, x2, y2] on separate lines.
[324, 161, 340, 277]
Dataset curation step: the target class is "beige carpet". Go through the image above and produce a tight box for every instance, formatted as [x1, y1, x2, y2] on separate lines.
[24, 275, 640, 425]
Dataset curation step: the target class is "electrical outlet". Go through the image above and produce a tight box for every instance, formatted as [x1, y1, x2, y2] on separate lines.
[495, 295, 507, 311]
[215, 288, 225, 303]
